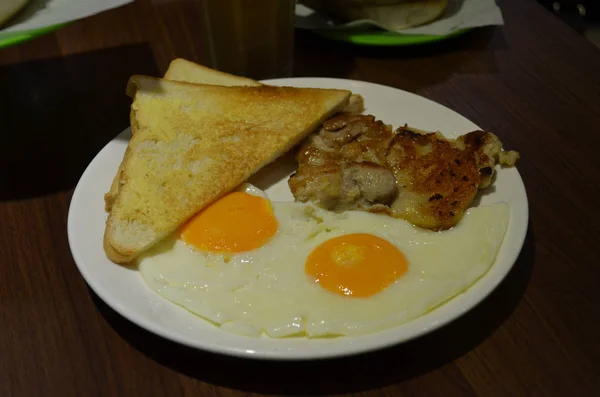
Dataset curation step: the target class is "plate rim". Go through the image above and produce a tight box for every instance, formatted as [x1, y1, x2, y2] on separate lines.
[313, 27, 472, 46]
[0, 24, 64, 48]
[68, 77, 529, 360]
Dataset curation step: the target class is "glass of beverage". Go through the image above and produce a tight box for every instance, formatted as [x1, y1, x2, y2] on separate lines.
[197, 0, 296, 80]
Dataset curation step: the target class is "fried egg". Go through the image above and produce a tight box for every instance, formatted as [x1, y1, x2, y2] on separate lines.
[138, 184, 509, 338]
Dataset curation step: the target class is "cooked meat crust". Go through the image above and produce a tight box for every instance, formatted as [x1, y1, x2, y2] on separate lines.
[288, 114, 519, 230]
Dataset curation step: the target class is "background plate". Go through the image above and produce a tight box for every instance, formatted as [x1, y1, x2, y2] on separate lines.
[0, 24, 63, 48]
[67, 78, 528, 360]
[315, 27, 472, 46]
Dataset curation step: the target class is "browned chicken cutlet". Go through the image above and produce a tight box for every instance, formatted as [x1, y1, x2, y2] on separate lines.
[288, 114, 519, 230]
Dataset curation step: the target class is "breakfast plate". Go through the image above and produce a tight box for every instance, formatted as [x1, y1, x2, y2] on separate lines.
[68, 78, 528, 360]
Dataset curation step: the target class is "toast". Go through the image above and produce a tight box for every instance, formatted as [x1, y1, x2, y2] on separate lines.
[164, 58, 262, 87]
[104, 76, 351, 263]
[165, 58, 364, 112]
[104, 60, 262, 212]
[104, 58, 364, 212]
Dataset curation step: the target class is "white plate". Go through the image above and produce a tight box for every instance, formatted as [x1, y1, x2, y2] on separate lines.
[68, 78, 528, 360]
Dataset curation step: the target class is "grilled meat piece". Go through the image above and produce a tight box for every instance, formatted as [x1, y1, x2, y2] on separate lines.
[288, 114, 519, 230]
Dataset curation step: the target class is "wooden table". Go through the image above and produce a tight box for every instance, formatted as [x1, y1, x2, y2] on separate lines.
[1, 0, 599, 395]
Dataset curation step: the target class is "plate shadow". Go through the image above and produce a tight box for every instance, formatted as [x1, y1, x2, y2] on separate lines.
[0, 44, 158, 201]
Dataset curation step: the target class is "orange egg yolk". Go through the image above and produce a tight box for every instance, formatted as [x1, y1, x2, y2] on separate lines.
[305, 233, 408, 297]
[180, 191, 278, 253]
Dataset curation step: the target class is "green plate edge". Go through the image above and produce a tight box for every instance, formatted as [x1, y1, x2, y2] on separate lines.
[315, 27, 472, 46]
[0, 24, 64, 48]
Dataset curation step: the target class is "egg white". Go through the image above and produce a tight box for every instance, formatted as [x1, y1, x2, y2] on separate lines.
[138, 186, 510, 338]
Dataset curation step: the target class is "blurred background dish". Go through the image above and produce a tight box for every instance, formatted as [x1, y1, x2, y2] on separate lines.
[295, 0, 497, 47]
[0, 0, 132, 49]
[313, 26, 470, 46]
[0, 0, 30, 28]
[0, 24, 63, 48]
[301, 0, 448, 30]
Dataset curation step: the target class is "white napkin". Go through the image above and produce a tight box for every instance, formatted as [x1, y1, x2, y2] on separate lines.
[296, 0, 503, 36]
[0, 0, 133, 37]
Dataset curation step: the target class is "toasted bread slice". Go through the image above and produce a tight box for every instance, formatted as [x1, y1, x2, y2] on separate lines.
[165, 58, 364, 112]
[104, 58, 364, 212]
[104, 76, 351, 263]
[164, 58, 262, 87]
[104, 61, 263, 212]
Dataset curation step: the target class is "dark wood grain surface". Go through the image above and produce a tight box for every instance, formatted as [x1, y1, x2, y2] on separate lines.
[1, 0, 599, 396]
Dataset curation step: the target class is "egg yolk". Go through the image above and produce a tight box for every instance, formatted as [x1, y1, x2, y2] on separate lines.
[305, 233, 408, 297]
[180, 192, 278, 253]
